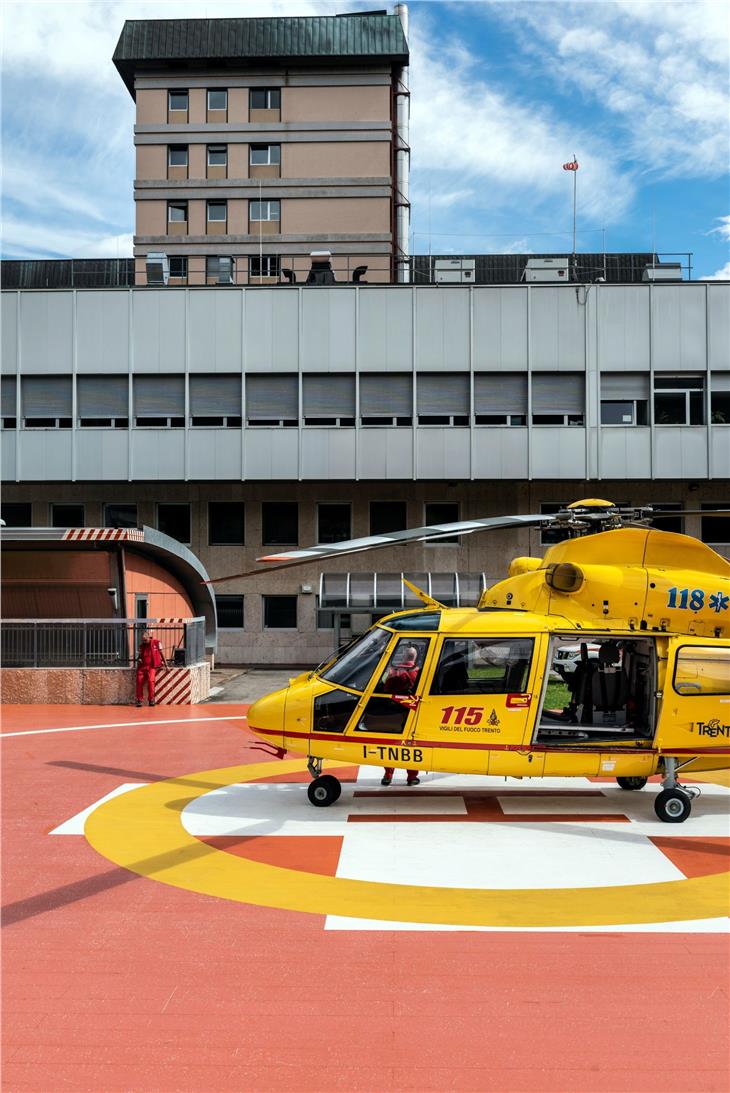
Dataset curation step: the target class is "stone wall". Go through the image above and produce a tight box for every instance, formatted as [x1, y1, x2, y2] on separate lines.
[1, 663, 210, 705]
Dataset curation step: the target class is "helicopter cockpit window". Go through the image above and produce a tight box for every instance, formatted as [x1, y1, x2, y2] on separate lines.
[313, 690, 360, 734]
[321, 626, 390, 692]
[354, 638, 431, 735]
[386, 612, 441, 632]
[431, 639, 534, 696]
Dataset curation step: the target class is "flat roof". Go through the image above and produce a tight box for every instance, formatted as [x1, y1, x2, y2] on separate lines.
[113, 13, 409, 97]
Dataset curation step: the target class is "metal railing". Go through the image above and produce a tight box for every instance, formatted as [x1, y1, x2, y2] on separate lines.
[1, 618, 206, 669]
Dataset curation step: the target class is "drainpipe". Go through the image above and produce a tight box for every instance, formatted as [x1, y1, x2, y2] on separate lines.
[394, 3, 411, 283]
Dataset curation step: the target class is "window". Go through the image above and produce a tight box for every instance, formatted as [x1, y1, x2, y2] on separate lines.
[263, 595, 297, 629]
[1, 502, 32, 526]
[209, 502, 245, 545]
[77, 375, 128, 428]
[650, 503, 683, 534]
[425, 501, 459, 544]
[262, 501, 298, 546]
[360, 374, 412, 426]
[701, 503, 730, 545]
[313, 690, 358, 733]
[168, 90, 188, 113]
[417, 373, 469, 426]
[322, 627, 390, 691]
[189, 374, 241, 427]
[207, 200, 227, 223]
[133, 375, 184, 428]
[673, 646, 730, 696]
[216, 594, 244, 629]
[532, 374, 585, 425]
[246, 374, 298, 426]
[169, 257, 188, 281]
[710, 374, 730, 423]
[474, 373, 527, 426]
[600, 372, 650, 425]
[21, 376, 72, 428]
[654, 375, 704, 425]
[168, 145, 188, 168]
[317, 605, 352, 631]
[206, 256, 234, 285]
[303, 375, 355, 426]
[249, 200, 280, 222]
[207, 89, 227, 112]
[157, 503, 191, 544]
[1, 376, 17, 428]
[318, 503, 351, 544]
[167, 201, 188, 223]
[250, 88, 280, 111]
[51, 503, 84, 528]
[104, 503, 137, 529]
[370, 501, 407, 536]
[207, 144, 228, 170]
[249, 255, 281, 279]
[431, 638, 534, 696]
[250, 144, 280, 165]
[376, 637, 429, 695]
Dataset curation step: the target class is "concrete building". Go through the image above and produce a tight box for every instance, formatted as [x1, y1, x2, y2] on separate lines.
[112, 11, 409, 286]
[2, 279, 729, 665]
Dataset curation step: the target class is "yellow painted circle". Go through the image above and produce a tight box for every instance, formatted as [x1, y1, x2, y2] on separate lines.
[84, 760, 730, 928]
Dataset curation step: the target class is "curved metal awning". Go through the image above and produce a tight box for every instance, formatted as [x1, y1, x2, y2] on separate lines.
[319, 573, 487, 612]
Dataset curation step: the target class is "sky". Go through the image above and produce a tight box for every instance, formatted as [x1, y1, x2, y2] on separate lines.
[1, 0, 729, 278]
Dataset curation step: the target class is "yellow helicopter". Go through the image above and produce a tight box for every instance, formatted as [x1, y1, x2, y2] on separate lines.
[221, 500, 730, 824]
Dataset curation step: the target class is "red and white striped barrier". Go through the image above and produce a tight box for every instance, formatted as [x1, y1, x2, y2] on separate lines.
[63, 528, 144, 542]
[154, 668, 192, 705]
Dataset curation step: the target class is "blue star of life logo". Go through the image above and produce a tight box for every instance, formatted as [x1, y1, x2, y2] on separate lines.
[708, 591, 730, 613]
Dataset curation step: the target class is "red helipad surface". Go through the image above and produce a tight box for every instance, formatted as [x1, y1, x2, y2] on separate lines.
[2, 702, 729, 1093]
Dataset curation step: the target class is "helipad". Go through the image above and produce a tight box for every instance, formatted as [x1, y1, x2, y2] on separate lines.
[3, 702, 729, 1092]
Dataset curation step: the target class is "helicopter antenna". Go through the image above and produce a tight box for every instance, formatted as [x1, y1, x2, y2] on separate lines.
[402, 577, 446, 609]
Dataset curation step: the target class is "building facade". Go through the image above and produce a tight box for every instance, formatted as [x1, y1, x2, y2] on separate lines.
[113, 12, 409, 287]
[2, 280, 729, 664]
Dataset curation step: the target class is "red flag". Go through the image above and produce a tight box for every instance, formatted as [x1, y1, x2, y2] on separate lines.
[563, 159, 579, 171]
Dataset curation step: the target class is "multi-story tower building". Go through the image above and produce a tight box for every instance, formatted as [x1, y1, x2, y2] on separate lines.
[113, 11, 410, 286]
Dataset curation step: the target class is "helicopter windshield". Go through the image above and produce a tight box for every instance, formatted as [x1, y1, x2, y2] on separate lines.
[321, 627, 391, 692]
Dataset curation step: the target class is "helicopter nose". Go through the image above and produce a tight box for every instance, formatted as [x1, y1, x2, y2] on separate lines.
[247, 687, 286, 751]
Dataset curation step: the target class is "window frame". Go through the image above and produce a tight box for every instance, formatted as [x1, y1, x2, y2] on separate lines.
[370, 500, 408, 537]
[205, 256, 234, 285]
[1, 502, 32, 527]
[317, 502, 352, 546]
[167, 89, 189, 114]
[249, 143, 281, 166]
[156, 502, 192, 546]
[51, 503, 85, 528]
[169, 256, 188, 282]
[600, 399, 649, 426]
[208, 501, 245, 546]
[249, 255, 281, 279]
[262, 594, 298, 631]
[206, 200, 228, 224]
[167, 144, 189, 168]
[103, 502, 138, 530]
[430, 637, 535, 697]
[424, 501, 459, 546]
[207, 88, 228, 114]
[261, 501, 299, 547]
[249, 87, 281, 111]
[207, 144, 228, 169]
[653, 376, 705, 426]
[167, 200, 188, 224]
[215, 594, 245, 630]
[249, 199, 281, 223]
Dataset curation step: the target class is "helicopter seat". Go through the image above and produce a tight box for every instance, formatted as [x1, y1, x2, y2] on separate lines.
[591, 643, 629, 723]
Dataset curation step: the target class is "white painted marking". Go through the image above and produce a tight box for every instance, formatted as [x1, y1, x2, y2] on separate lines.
[0, 714, 247, 738]
[324, 915, 730, 933]
[50, 783, 147, 835]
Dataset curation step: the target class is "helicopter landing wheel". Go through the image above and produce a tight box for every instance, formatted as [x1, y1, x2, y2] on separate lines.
[307, 775, 342, 808]
[616, 776, 647, 791]
[654, 788, 692, 824]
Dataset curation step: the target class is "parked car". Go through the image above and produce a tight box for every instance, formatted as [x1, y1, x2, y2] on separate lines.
[549, 643, 601, 681]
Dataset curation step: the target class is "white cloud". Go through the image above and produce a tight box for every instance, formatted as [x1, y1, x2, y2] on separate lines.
[700, 261, 730, 281]
[708, 215, 730, 243]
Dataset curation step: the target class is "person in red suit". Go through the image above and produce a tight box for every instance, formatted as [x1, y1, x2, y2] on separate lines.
[135, 631, 168, 707]
[381, 645, 421, 786]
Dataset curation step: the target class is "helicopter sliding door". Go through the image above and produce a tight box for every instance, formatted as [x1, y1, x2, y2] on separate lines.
[347, 635, 435, 772]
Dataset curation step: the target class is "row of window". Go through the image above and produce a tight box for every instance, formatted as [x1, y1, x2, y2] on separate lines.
[167, 87, 280, 118]
[0, 500, 459, 546]
[167, 143, 280, 176]
[215, 594, 344, 631]
[167, 198, 280, 230]
[3, 499, 728, 546]
[4, 373, 729, 430]
[165, 255, 280, 284]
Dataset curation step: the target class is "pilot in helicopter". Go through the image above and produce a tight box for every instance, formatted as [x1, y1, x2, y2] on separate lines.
[380, 644, 421, 787]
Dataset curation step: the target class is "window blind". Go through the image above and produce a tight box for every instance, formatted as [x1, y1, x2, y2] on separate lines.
[77, 375, 128, 418]
[360, 373, 412, 417]
[601, 372, 650, 399]
[711, 372, 730, 393]
[532, 373, 585, 415]
[474, 373, 527, 415]
[417, 373, 470, 415]
[246, 374, 298, 420]
[22, 376, 72, 417]
[133, 375, 185, 416]
[303, 374, 355, 417]
[189, 374, 241, 416]
[1, 376, 17, 416]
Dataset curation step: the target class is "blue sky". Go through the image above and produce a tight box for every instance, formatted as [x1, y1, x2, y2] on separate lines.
[2, 0, 728, 277]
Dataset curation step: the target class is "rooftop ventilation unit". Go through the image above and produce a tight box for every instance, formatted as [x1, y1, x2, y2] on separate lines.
[145, 253, 169, 286]
[434, 258, 475, 283]
[642, 263, 682, 283]
[306, 251, 336, 285]
[523, 257, 570, 282]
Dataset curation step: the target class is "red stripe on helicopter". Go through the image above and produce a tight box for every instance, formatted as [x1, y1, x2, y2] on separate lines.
[248, 725, 730, 756]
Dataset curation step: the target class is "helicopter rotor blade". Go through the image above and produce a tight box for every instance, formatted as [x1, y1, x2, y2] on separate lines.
[653, 510, 730, 517]
[205, 513, 551, 585]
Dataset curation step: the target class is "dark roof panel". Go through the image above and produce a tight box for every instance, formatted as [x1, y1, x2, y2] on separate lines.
[113, 14, 409, 96]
